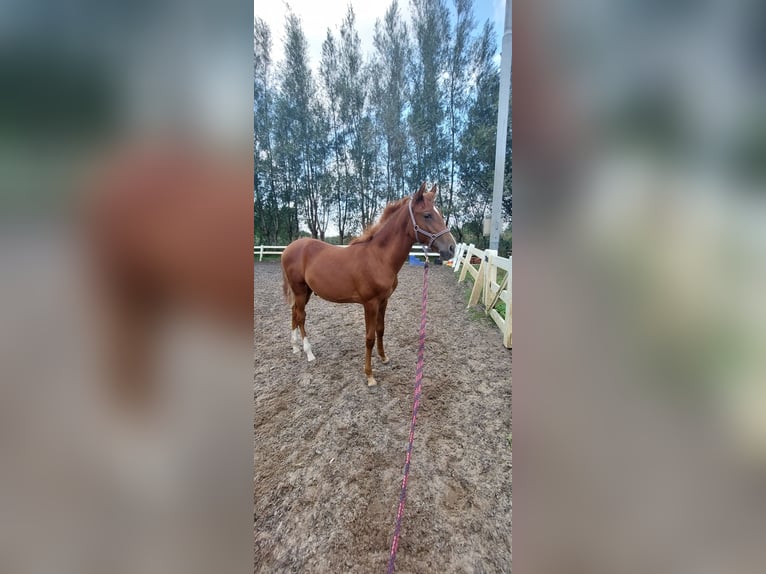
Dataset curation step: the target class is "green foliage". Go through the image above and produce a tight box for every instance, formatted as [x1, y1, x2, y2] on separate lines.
[453, 21, 501, 243]
[408, 0, 450, 188]
[371, 0, 411, 203]
[253, 3, 511, 245]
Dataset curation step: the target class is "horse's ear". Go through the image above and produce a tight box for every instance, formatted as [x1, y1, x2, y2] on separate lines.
[414, 182, 427, 203]
[429, 184, 439, 199]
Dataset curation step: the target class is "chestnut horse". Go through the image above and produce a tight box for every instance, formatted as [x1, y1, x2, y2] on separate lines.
[281, 183, 456, 386]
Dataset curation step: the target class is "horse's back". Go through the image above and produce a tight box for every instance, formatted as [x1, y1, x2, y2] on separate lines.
[282, 238, 343, 270]
[282, 239, 363, 300]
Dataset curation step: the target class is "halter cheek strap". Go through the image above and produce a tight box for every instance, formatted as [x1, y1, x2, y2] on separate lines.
[408, 198, 451, 251]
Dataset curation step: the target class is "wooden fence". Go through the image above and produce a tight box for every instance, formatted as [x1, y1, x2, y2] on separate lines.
[254, 244, 440, 261]
[450, 243, 512, 348]
[254, 242, 511, 348]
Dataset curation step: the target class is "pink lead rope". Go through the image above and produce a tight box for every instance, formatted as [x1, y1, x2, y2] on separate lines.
[386, 255, 429, 573]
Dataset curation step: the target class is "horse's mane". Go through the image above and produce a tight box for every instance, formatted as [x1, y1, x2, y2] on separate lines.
[349, 197, 409, 245]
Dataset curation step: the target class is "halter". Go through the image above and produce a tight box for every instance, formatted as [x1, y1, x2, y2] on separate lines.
[408, 197, 451, 252]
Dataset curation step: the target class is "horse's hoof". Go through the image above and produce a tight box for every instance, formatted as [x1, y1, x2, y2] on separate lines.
[380, 356, 390, 364]
[307, 354, 316, 362]
[292, 348, 300, 354]
[367, 377, 377, 386]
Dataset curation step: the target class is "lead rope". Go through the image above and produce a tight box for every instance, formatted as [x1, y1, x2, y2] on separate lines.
[386, 254, 429, 574]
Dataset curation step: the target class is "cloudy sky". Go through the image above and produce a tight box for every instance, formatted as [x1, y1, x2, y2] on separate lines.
[255, 0, 507, 70]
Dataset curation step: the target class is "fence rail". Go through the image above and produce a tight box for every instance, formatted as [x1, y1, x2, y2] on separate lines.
[254, 244, 440, 261]
[255, 242, 511, 349]
[451, 243, 512, 348]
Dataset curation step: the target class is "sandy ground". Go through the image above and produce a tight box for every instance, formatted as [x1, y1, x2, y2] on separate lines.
[254, 261, 512, 573]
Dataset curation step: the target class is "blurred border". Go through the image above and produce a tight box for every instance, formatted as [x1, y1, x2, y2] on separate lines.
[0, 1, 254, 573]
[514, 0, 766, 572]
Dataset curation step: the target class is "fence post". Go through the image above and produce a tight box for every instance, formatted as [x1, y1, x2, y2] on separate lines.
[468, 256, 485, 307]
[453, 243, 465, 273]
[458, 244, 475, 283]
[483, 249, 498, 309]
[504, 301, 512, 348]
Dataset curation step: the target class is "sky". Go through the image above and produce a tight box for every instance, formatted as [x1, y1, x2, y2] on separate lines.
[254, 0, 508, 236]
[255, 0, 507, 71]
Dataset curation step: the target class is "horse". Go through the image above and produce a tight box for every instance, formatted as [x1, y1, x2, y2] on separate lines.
[280, 182, 456, 386]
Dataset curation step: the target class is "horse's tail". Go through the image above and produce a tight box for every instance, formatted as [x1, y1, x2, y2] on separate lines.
[281, 264, 294, 305]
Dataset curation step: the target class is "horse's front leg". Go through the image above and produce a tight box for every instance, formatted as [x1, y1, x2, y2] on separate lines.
[376, 298, 390, 364]
[363, 302, 379, 386]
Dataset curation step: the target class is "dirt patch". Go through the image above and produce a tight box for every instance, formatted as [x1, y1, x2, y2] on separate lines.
[255, 261, 511, 573]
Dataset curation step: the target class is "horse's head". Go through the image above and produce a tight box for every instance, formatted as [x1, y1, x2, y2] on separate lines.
[409, 182, 457, 261]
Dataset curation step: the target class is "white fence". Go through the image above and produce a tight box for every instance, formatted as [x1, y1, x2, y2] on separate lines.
[450, 243, 512, 348]
[254, 244, 440, 261]
[255, 242, 511, 349]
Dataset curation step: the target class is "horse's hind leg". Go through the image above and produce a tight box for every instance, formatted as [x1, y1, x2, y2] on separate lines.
[376, 298, 390, 364]
[290, 310, 301, 354]
[363, 302, 379, 386]
[291, 286, 315, 362]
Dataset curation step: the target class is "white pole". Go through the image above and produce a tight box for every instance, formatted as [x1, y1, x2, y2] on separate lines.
[489, 0, 511, 251]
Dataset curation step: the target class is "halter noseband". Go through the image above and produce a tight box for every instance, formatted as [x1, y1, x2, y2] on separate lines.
[408, 197, 451, 252]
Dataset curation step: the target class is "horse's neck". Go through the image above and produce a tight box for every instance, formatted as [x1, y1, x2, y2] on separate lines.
[368, 205, 414, 272]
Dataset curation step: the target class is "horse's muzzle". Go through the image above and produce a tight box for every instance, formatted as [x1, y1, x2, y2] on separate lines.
[438, 241, 456, 262]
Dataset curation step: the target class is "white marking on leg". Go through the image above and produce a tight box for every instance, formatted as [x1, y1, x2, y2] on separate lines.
[303, 337, 315, 362]
[291, 328, 301, 354]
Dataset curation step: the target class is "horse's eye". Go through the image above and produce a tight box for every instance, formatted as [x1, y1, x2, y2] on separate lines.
[424, 213, 432, 219]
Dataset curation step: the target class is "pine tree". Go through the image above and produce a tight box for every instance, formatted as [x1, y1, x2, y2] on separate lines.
[444, 0, 476, 226]
[408, 0, 450, 190]
[372, 0, 411, 203]
[275, 12, 331, 240]
[455, 20, 499, 246]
